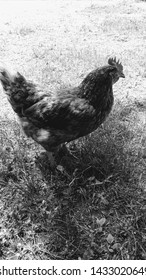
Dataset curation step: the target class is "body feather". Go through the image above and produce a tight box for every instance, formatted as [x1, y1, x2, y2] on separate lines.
[0, 58, 124, 152]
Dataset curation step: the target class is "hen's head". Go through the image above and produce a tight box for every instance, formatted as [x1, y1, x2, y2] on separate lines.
[108, 57, 125, 84]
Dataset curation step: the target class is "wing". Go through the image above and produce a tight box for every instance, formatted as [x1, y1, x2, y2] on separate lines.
[24, 95, 96, 133]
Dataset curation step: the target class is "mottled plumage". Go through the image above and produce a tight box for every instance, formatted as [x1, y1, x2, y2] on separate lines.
[0, 57, 125, 163]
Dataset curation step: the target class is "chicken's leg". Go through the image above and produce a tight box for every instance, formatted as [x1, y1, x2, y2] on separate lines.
[46, 151, 56, 168]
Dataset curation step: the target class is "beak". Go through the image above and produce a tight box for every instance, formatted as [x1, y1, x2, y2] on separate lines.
[120, 72, 125, 78]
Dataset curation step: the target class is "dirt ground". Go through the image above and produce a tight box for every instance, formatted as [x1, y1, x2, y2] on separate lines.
[0, 0, 146, 121]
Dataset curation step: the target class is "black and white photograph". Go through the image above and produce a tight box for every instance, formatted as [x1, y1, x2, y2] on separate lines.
[0, 0, 146, 267]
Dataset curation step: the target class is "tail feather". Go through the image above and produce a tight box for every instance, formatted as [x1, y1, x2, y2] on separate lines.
[0, 65, 26, 90]
[0, 67, 15, 90]
[0, 65, 29, 116]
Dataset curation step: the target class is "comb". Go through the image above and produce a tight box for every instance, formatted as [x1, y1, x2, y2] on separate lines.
[108, 57, 123, 72]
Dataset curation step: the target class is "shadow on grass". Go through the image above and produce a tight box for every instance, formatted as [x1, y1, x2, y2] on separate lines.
[0, 100, 146, 259]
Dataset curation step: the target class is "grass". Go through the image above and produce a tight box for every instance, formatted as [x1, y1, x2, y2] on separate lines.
[0, 0, 146, 259]
[0, 99, 146, 260]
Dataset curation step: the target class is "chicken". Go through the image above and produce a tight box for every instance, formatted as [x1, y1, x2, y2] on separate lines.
[0, 57, 125, 166]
